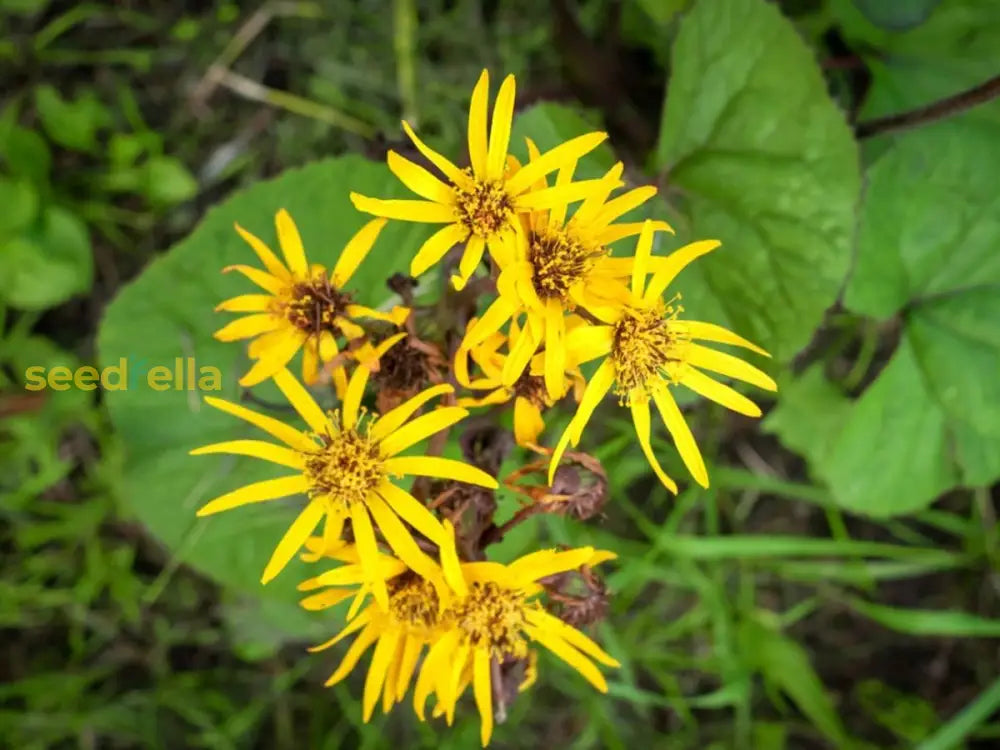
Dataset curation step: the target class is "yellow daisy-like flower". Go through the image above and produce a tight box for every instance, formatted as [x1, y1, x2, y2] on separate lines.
[214, 209, 408, 389]
[459, 150, 671, 401]
[455, 316, 583, 448]
[549, 221, 777, 491]
[190, 340, 498, 600]
[299, 523, 618, 747]
[349, 69, 613, 290]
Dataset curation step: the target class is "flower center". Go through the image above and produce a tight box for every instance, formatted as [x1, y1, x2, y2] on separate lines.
[454, 169, 513, 238]
[527, 228, 603, 302]
[388, 572, 442, 631]
[304, 421, 384, 509]
[283, 274, 352, 335]
[512, 372, 550, 407]
[452, 581, 528, 658]
[611, 298, 689, 401]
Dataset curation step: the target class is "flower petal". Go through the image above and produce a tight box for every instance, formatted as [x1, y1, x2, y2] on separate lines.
[411, 223, 469, 277]
[686, 343, 777, 392]
[401, 120, 468, 186]
[451, 234, 487, 291]
[363, 628, 400, 721]
[467, 69, 489, 179]
[596, 219, 673, 246]
[513, 397, 545, 446]
[543, 299, 566, 401]
[379, 406, 469, 457]
[508, 547, 596, 584]
[514, 179, 616, 212]
[462, 295, 516, 350]
[215, 294, 273, 313]
[223, 264, 284, 295]
[414, 630, 460, 720]
[366, 492, 439, 579]
[233, 223, 290, 280]
[214, 313, 280, 342]
[684, 320, 771, 357]
[631, 398, 678, 493]
[261, 501, 324, 584]
[202, 396, 316, 451]
[473, 648, 494, 747]
[272, 368, 329, 434]
[631, 220, 655, 297]
[590, 186, 658, 230]
[189, 439, 304, 469]
[526, 609, 620, 667]
[564, 324, 613, 366]
[377, 481, 447, 545]
[439, 520, 468, 597]
[387, 150, 455, 204]
[331, 217, 388, 287]
[342, 359, 372, 430]
[506, 132, 608, 195]
[651, 388, 708, 488]
[643, 240, 721, 302]
[567, 358, 616, 445]
[325, 622, 379, 686]
[371, 384, 453, 441]
[486, 74, 515, 180]
[681, 368, 763, 418]
[351, 503, 388, 610]
[275, 209, 308, 276]
[196, 475, 309, 516]
[350, 193, 456, 223]
[383, 456, 498, 489]
[239, 330, 304, 387]
[524, 623, 608, 692]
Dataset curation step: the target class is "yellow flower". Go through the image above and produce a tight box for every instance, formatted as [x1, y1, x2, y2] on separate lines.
[455, 316, 584, 448]
[350, 70, 612, 290]
[298, 523, 618, 747]
[459, 149, 671, 401]
[550, 221, 777, 491]
[298, 539, 449, 721]
[214, 209, 408, 390]
[190, 339, 498, 600]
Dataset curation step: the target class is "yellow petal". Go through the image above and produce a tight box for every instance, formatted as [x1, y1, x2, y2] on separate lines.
[525, 624, 608, 692]
[401, 120, 468, 187]
[388, 150, 455, 204]
[567, 358, 615, 445]
[486, 74, 515, 180]
[379, 406, 469, 457]
[377, 481, 447, 545]
[631, 220, 655, 297]
[513, 397, 545, 446]
[214, 313, 280, 342]
[271, 368, 329, 434]
[444, 644, 469, 725]
[275, 209, 308, 276]
[467, 69, 490, 179]
[473, 648, 494, 747]
[396, 634, 423, 702]
[631, 399, 678, 493]
[643, 239, 721, 302]
[363, 628, 400, 721]
[543, 299, 566, 401]
[681, 367, 763, 418]
[299, 587, 354, 613]
[383, 456, 498, 489]
[196, 475, 309, 517]
[590, 185, 658, 230]
[564, 324, 613, 366]
[506, 132, 608, 195]
[462, 295, 516, 350]
[307, 609, 372, 652]
[371, 383, 454, 441]
[508, 547, 596, 584]
[215, 293, 273, 313]
[411, 223, 469, 277]
[547, 156, 577, 229]
[325, 622, 379, 686]
[572, 162, 624, 225]
[351, 503, 388, 610]
[686, 343, 777, 392]
[302, 339, 319, 385]
[596, 219, 673, 246]
[500, 314, 540, 386]
[239, 330, 304, 387]
[439, 520, 468, 597]
[451, 235, 486, 291]
[365, 491, 439, 580]
[331, 218, 387, 287]
[651, 388, 708, 488]
[342, 359, 372, 430]
[261, 501, 324, 584]
[684, 320, 770, 357]
[414, 630, 459, 719]
[526, 609, 620, 667]
[222, 264, 285, 295]
[202, 396, 317, 452]
[350, 193, 456, 223]
[190, 439, 304, 469]
[515, 178, 617, 212]
[233, 222, 290, 280]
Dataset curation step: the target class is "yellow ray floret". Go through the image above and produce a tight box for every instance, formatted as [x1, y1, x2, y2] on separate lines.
[549, 220, 777, 491]
[189, 338, 497, 600]
[214, 209, 408, 390]
[350, 69, 614, 291]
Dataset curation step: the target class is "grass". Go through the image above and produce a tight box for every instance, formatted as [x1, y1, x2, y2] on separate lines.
[2, 1, 1000, 748]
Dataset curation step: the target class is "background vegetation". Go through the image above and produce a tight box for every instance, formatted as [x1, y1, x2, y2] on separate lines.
[2, 0, 999, 748]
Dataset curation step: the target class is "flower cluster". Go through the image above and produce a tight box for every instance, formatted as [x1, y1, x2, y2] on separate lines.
[192, 69, 775, 745]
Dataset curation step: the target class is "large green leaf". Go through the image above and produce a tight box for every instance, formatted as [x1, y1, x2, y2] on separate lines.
[653, 0, 860, 362]
[97, 156, 431, 636]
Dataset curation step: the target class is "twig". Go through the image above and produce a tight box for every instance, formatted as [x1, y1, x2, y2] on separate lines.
[856, 73, 1000, 139]
[393, 0, 419, 126]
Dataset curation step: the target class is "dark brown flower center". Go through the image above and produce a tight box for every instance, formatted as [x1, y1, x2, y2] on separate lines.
[285, 276, 352, 335]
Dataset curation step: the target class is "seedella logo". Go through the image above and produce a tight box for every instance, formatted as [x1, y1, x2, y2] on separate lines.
[24, 357, 223, 392]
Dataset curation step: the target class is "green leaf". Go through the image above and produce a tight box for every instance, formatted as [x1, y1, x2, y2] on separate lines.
[654, 0, 860, 361]
[0, 206, 92, 310]
[851, 0, 944, 31]
[0, 177, 38, 236]
[0, 125, 52, 185]
[143, 155, 198, 205]
[848, 598, 1000, 637]
[96, 156, 432, 638]
[855, 679, 938, 744]
[34, 85, 110, 152]
[739, 617, 850, 746]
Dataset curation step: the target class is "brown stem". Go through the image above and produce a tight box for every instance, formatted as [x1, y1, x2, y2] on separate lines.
[479, 502, 545, 547]
[856, 73, 1000, 139]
